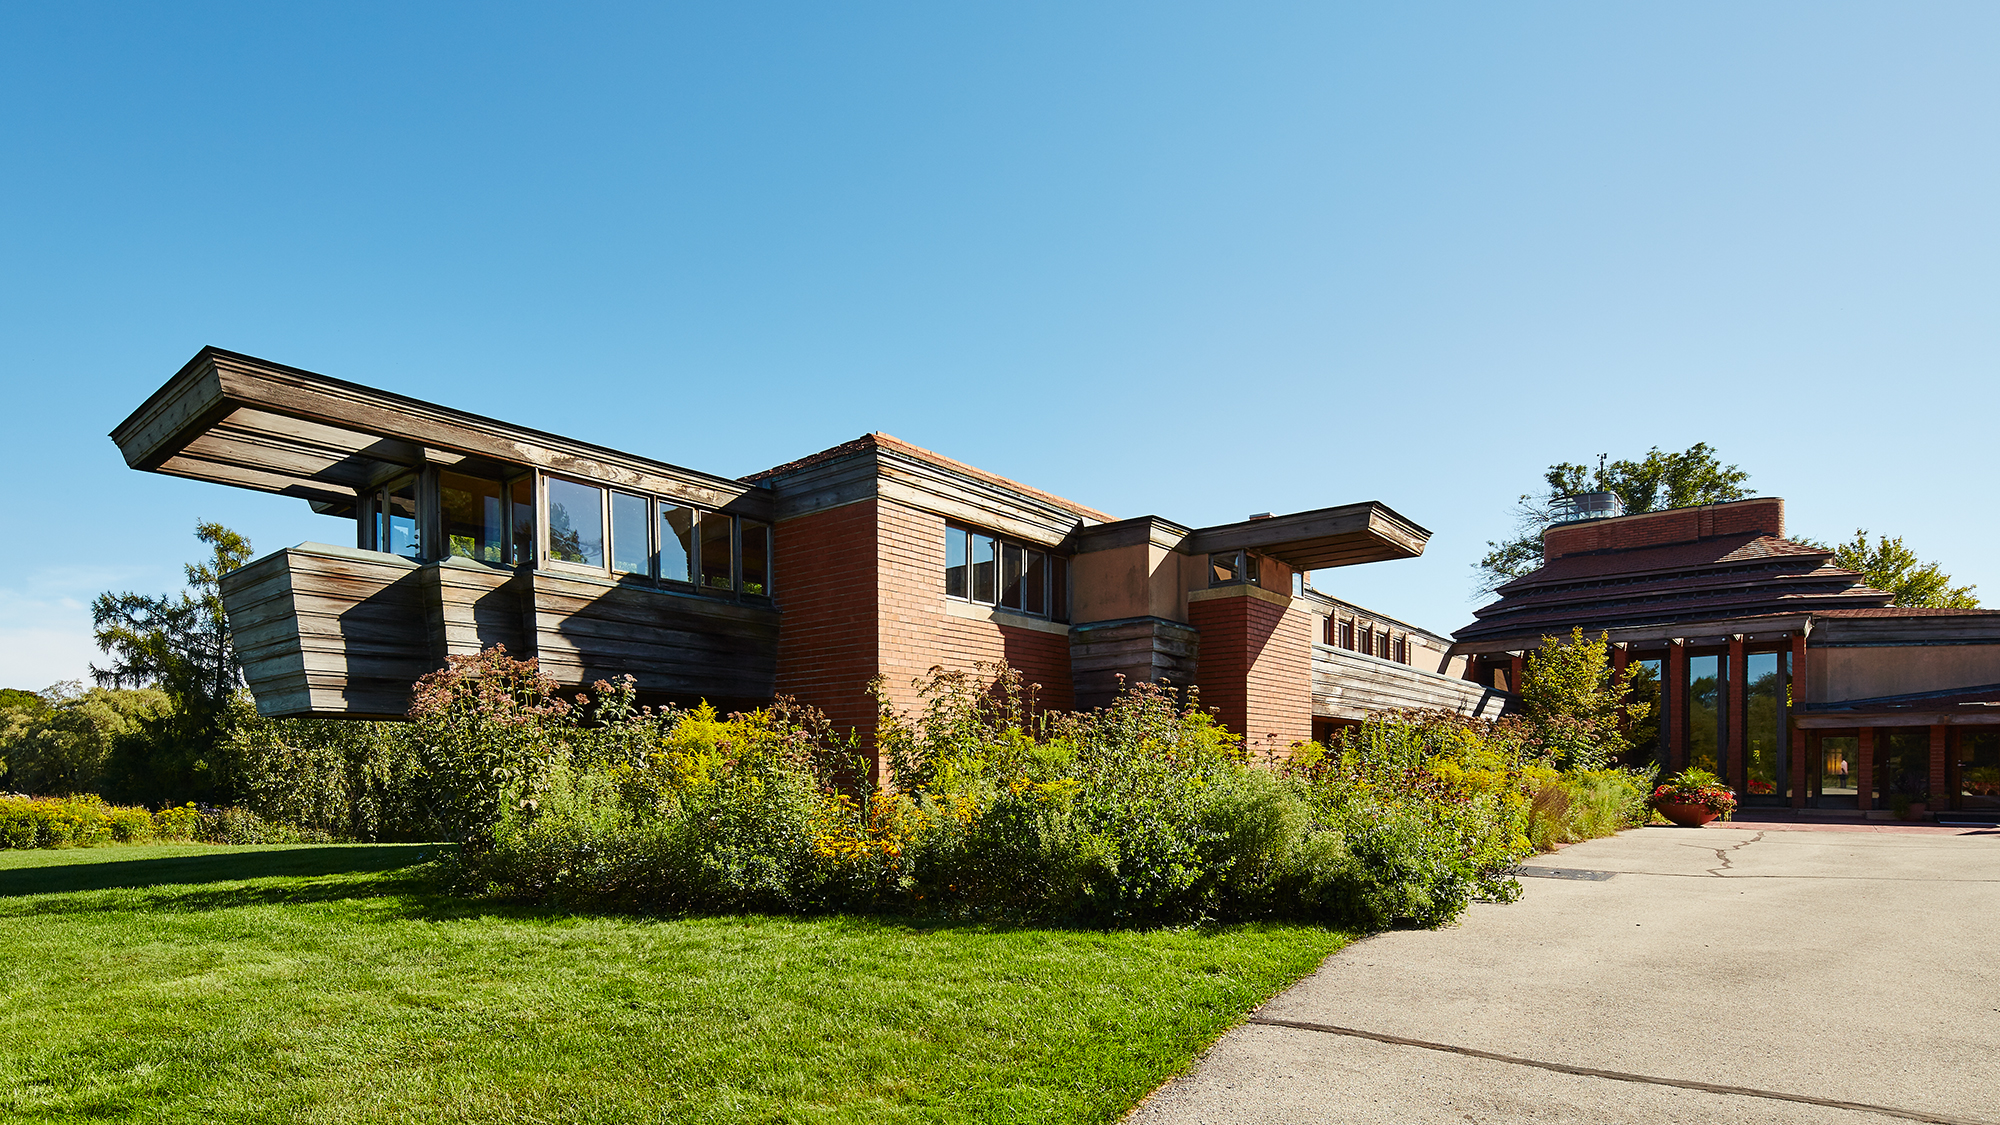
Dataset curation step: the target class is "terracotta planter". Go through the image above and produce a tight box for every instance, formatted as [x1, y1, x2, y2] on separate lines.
[1655, 800, 1720, 828]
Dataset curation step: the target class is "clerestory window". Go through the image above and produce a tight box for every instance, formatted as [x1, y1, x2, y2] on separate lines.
[944, 524, 1066, 621]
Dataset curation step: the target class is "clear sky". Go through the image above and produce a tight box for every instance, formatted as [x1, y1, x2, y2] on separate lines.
[3, 3, 1996, 690]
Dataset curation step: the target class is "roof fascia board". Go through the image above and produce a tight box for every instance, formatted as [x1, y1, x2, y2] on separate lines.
[1181, 502, 1430, 569]
[1448, 613, 1817, 656]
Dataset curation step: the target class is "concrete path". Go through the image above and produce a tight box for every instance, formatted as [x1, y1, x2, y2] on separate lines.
[1134, 825, 2000, 1124]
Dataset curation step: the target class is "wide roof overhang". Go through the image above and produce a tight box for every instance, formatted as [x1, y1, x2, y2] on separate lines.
[110, 347, 771, 519]
[1181, 502, 1431, 570]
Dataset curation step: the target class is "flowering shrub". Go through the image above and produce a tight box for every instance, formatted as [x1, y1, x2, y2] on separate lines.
[1651, 768, 1737, 817]
[0, 795, 322, 848]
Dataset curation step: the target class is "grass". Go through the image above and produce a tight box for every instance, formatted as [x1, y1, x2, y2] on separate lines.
[0, 844, 1350, 1124]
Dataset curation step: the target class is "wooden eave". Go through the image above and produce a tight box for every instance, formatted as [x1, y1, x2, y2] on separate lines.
[111, 347, 773, 519]
[1179, 502, 1429, 571]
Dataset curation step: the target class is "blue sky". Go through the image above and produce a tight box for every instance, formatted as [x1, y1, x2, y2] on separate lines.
[3, 3, 1996, 690]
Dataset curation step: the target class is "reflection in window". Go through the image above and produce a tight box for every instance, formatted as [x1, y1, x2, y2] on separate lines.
[1000, 543, 1025, 610]
[509, 477, 535, 564]
[439, 472, 505, 563]
[741, 520, 770, 596]
[1875, 728, 1930, 805]
[700, 512, 733, 590]
[970, 533, 996, 603]
[1820, 735, 1858, 802]
[660, 505, 695, 584]
[547, 478, 604, 566]
[1687, 654, 1724, 776]
[611, 491, 649, 575]
[1627, 659, 1664, 769]
[945, 527, 968, 598]
[1745, 651, 1784, 798]
[381, 478, 421, 560]
[1024, 550, 1046, 615]
[1960, 730, 2000, 809]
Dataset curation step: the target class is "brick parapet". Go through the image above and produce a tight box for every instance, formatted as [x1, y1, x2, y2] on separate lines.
[1544, 498, 1786, 560]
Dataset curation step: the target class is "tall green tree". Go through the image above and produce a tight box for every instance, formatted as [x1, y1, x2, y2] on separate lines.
[1475, 444, 1753, 593]
[1826, 530, 1979, 609]
[1519, 627, 1651, 770]
[89, 522, 253, 803]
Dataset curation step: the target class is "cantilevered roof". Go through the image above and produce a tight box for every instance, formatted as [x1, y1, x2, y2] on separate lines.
[110, 347, 770, 518]
[1182, 502, 1431, 570]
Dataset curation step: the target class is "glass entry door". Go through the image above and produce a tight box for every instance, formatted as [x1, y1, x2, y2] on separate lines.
[1810, 733, 1860, 808]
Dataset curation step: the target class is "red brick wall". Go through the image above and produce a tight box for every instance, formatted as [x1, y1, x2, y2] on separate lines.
[1189, 591, 1312, 755]
[1544, 498, 1785, 559]
[773, 499, 881, 741]
[875, 499, 1074, 722]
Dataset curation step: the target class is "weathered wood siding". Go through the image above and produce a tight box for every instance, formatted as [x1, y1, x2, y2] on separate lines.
[421, 557, 530, 663]
[220, 543, 435, 718]
[1068, 616, 1199, 710]
[1312, 643, 1506, 721]
[527, 570, 779, 706]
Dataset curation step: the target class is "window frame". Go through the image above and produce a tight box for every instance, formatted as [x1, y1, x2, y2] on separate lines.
[943, 522, 1066, 622]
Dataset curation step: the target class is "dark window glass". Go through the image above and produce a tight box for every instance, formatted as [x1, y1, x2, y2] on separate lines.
[1024, 550, 1046, 615]
[660, 505, 695, 583]
[944, 528, 968, 598]
[1210, 551, 1241, 586]
[1627, 659, 1663, 769]
[439, 472, 505, 563]
[1360, 626, 1374, 655]
[1379, 633, 1391, 660]
[1000, 543, 1025, 609]
[509, 478, 535, 564]
[1875, 728, 1931, 805]
[700, 512, 734, 590]
[1340, 622, 1355, 650]
[546, 478, 604, 566]
[1050, 555, 1068, 622]
[741, 520, 770, 596]
[1745, 652, 1783, 799]
[382, 478, 421, 560]
[970, 534, 996, 603]
[1688, 654, 1723, 777]
[1958, 730, 1999, 809]
[611, 491, 649, 575]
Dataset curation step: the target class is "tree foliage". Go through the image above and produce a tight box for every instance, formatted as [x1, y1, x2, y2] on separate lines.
[88, 522, 254, 804]
[0, 682, 172, 796]
[1518, 628, 1650, 770]
[1475, 444, 1752, 594]
[1826, 530, 1979, 609]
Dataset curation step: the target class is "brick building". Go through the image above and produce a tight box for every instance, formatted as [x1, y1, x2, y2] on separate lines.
[112, 348, 1502, 773]
[1452, 496, 2000, 815]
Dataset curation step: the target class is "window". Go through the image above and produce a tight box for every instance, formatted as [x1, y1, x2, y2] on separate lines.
[1394, 637, 1408, 664]
[1360, 625, 1375, 655]
[1377, 632, 1391, 660]
[508, 477, 535, 564]
[661, 505, 695, 583]
[700, 512, 734, 591]
[740, 520, 770, 597]
[611, 490, 650, 576]
[1340, 621, 1355, 650]
[546, 478, 605, 567]
[439, 472, 505, 563]
[1208, 549, 1259, 587]
[378, 477, 421, 560]
[943, 524, 1064, 620]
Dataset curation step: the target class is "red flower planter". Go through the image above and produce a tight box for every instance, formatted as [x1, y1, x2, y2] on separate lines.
[1655, 801, 1720, 828]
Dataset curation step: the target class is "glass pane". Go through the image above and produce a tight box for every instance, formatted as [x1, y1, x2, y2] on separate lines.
[660, 506, 695, 583]
[740, 520, 769, 596]
[383, 479, 420, 560]
[970, 534, 996, 603]
[1688, 654, 1721, 776]
[1000, 543, 1025, 610]
[944, 528, 968, 598]
[1876, 729, 1931, 804]
[700, 512, 733, 590]
[509, 478, 535, 565]
[1210, 551, 1240, 585]
[1024, 550, 1046, 615]
[1820, 735, 1859, 802]
[439, 472, 505, 564]
[611, 491, 649, 575]
[1050, 554, 1067, 623]
[1959, 730, 2000, 809]
[1745, 652, 1783, 798]
[546, 478, 604, 567]
[1627, 659, 1663, 769]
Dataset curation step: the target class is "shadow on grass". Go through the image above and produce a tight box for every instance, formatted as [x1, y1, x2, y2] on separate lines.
[0, 844, 444, 898]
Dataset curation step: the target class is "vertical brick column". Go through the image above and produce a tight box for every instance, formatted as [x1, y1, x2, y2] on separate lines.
[1727, 635, 1747, 793]
[1930, 725, 1950, 811]
[1667, 640, 1687, 773]
[1857, 727, 1875, 812]
[1508, 654, 1525, 696]
[772, 499, 882, 746]
[1187, 587, 1312, 758]
[1790, 633, 1809, 808]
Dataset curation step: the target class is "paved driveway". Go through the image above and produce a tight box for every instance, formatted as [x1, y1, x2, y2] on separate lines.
[1134, 825, 2000, 1124]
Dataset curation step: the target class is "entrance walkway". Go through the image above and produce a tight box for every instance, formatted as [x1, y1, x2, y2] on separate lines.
[1133, 825, 2000, 1124]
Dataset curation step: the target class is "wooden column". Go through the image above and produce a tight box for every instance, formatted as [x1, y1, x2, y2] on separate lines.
[1857, 727, 1875, 812]
[1930, 725, 1950, 811]
[1727, 635, 1747, 793]
[1667, 640, 1687, 772]
[1789, 633, 1809, 807]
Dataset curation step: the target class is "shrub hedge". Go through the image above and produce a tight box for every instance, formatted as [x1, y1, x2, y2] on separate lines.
[0, 794, 328, 849]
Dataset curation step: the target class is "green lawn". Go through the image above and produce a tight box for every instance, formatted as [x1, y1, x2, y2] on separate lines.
[0, 844, 1348, 1124]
